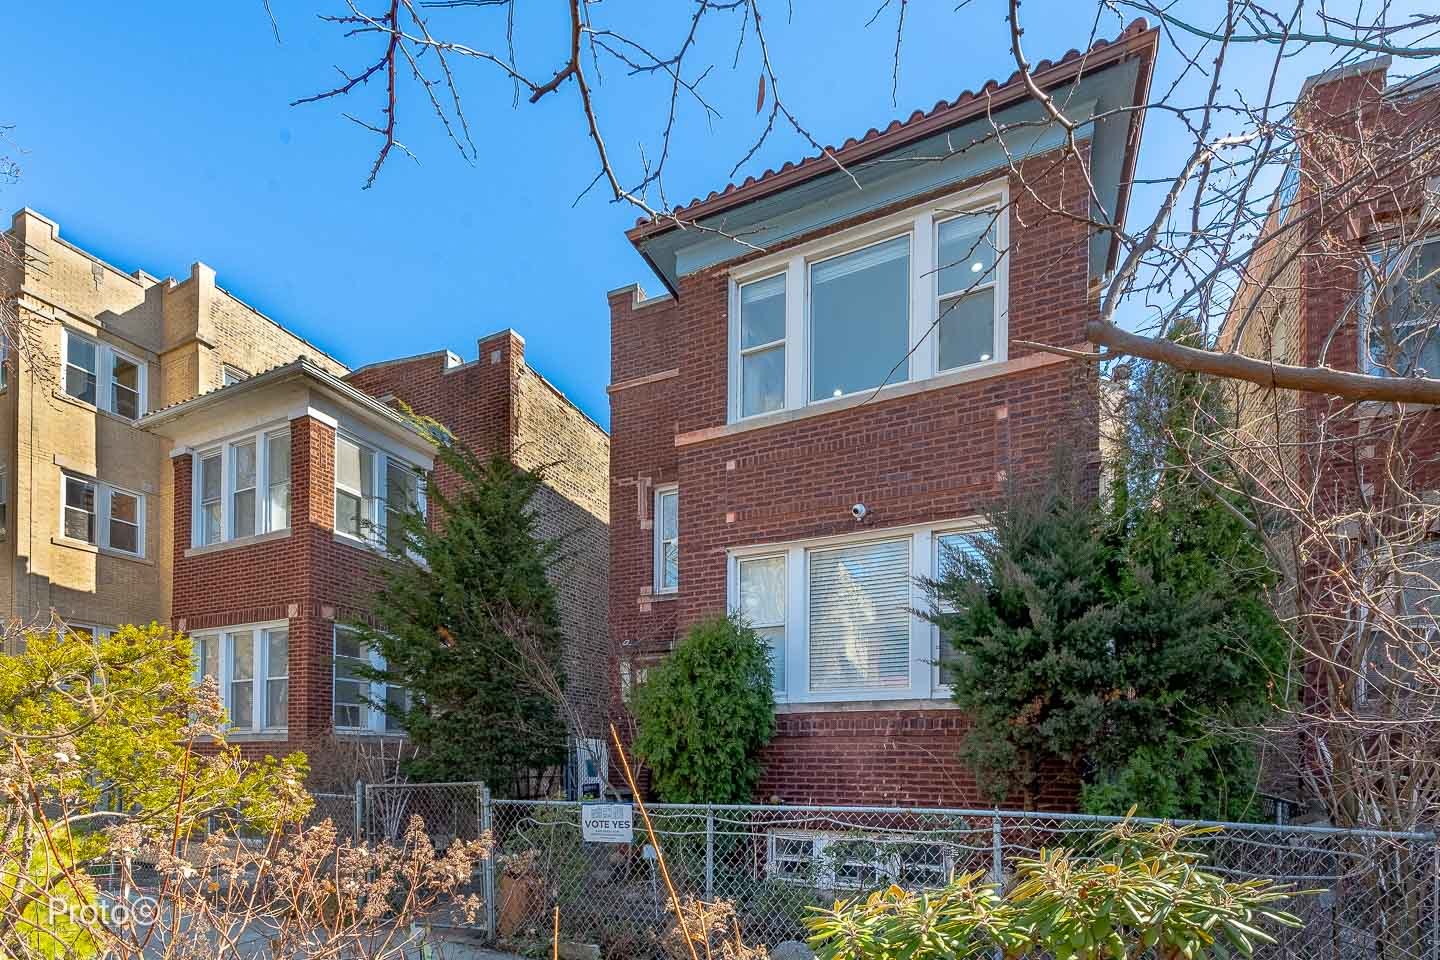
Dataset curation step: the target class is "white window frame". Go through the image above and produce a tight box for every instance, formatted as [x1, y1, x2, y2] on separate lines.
[59, 471, 146, 558]
[60, 328, 148, 419]
[191, 621, 289, 734]
[727, 181, 1009, 424]
[933, 210, 1005, 373]
[728, 519, 986, 704]
[222, 364, 249, 386]
[765, 832, 955, 891]
[334, 433, 427, 549]
[653, 484, 679, 593]
[929, 521, 994, 697]
[333, 624, 403, 734]
[734, 273, 788, 420]
[1361, 234, 1440, 378]
[191, 425, 292, 547]
[738, 553, 788, 692]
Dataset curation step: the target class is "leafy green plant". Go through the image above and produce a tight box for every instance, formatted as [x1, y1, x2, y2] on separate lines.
[631, 614, 776, 803]
[805, 820, 1304, 960]
[0, 622, 310, 958]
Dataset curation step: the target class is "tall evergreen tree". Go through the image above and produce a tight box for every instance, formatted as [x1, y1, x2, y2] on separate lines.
[353, 440, 569, 795]
[926, 324, 1286, 818]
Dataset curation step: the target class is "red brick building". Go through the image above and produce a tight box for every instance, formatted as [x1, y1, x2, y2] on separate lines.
[607, 22, 1158, 807]
[137, 330, 609, 761]
[1219, 58, 1440, 819]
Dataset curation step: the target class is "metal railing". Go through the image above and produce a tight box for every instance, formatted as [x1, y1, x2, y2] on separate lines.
[326, 783, 1439, 960]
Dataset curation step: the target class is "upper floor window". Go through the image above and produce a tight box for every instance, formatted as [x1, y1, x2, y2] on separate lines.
[1364, 236, 1440, 378]
[335, 435, 425, 548]
[193, 428, 291, 547]
[654, 485, 679, 592]
[728, 184, 1008, 423]
[61, 470, 144, 557]
[193, 622, 289, 732]
[62, 329, 147, 419]
[333, 624, 405, 733]
[738, 275, 786, 417]
[222, 365, 249, 386]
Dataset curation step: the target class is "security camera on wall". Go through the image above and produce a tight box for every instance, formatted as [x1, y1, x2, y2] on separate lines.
[851, 502, 868, 522]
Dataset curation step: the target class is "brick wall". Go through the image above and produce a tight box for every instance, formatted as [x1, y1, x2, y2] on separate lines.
[609, 144, 1100, 807]
[172, 415, 384, 754]
[346, 330, 612, 733]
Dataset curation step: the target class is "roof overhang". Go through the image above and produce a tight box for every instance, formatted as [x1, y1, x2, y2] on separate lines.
[137, 358, 437, 466]
[629, 21, 1157, 296]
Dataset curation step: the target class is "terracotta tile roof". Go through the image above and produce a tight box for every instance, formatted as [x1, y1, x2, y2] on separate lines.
[627, 18, 1157, 242]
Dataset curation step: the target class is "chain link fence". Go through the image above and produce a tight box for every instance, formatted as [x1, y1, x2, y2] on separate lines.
[337, 784, 1437, 960]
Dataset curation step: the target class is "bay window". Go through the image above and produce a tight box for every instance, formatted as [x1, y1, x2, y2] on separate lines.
[384, 458, 421, 553]
[193, 427, 292, 546]
[1365, 236, 1440, 378]
[61, 329, 147, 418]
[728, 183, 1008, 423]
[192, 622, 289, 733]
[333, 624, 404, 733]
[61, 471, 145, 557]
[335, 435, 425, 548]
[335, 436, 375, 539]
[729, 521, 989, 702]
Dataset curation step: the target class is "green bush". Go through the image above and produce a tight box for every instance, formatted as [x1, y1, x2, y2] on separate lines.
[631, 614, 776, 803]
[805, 820, 1304, 960]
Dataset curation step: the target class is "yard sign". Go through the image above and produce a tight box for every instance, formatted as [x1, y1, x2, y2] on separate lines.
[580, 802, 634, 843]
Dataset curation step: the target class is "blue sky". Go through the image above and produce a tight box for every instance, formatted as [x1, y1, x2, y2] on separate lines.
[5, 3, 1425, 427]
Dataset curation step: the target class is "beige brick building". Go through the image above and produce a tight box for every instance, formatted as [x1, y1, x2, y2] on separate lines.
[0, 208, 610, 750]
[0, 208, 349, 633]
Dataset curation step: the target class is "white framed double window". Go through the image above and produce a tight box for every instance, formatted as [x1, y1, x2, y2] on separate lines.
[193, 428, 291, 547]
[653, 485, 679, 593]
[335, 434, 425, 549]
[193, 622, 289, 733]
[61, 329, 147, 419]
[766, 832, 954, 891]
[333, 624, 406, 733]
[728, 182, 1008, 423]
[728, 519, 990, 703]
[1363, 235, 1440, 378]
[60, 471, 145, 557]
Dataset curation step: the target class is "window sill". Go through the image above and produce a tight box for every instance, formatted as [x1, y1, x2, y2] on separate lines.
[223, 729, 290, 742]
[333, 530, 385, 554]
[185, 528, 292, 558]
[51, 536, 152, 565]
[51, 388, 144, 425]
[775, 697, 958, 714]
[333, 728, 408, 738]
[683, 346, 1082, 447]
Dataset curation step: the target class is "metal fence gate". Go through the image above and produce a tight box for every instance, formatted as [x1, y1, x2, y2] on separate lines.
[342, 784, 1439, 960]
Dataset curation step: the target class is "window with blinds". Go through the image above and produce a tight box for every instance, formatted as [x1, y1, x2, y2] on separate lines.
[807, 539, 911, 692]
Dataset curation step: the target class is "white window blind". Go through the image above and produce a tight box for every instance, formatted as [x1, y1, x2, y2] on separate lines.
[807, 539, 911, 692]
